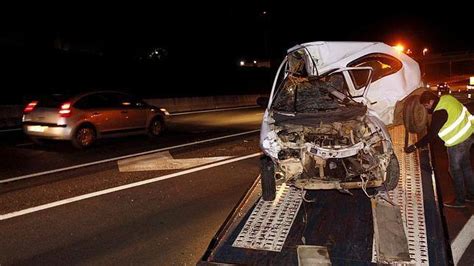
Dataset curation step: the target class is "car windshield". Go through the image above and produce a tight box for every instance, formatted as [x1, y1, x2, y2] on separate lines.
[271, 73, 351, 113]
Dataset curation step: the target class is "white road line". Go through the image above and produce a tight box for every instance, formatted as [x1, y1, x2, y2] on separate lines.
[0, 129, 260, 184]
[452, 215, 474, 265]
[170, 106, 259, 116]
[0, 152, 262, 221]
[0, 128, 21, 133]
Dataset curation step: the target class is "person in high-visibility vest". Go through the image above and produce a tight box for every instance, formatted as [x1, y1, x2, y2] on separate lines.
[405, 91, 474, 208]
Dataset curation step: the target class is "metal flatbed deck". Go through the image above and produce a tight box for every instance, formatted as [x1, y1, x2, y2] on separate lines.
[199, 125, 450, 265]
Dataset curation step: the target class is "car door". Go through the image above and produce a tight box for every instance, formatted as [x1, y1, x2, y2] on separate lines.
[113, 93, 149, 130]
[74, 93, 126, 134]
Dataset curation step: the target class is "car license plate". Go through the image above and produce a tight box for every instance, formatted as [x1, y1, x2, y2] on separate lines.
[28, 125, 47, 132]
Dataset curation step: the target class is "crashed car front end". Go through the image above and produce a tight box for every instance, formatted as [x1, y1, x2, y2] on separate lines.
[261, 109, 394, 191]
[260, 55, 398, 196]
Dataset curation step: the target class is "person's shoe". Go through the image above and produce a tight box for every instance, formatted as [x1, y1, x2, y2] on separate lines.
[465, 195, 474, 202]
[443, 200, 466, 208]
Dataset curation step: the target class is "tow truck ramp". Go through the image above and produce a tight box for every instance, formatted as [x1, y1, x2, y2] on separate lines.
[372, 125, 429, 264]
[199, 125, 449, 265]
[232, 184, 305, 252]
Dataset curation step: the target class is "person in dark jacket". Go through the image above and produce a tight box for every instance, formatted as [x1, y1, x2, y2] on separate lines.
[405, 91, 474, 208]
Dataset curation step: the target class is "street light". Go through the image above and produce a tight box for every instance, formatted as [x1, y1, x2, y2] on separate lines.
[422, 48, 429, 56]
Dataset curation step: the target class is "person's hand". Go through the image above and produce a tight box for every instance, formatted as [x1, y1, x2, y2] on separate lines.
[404, 144, 417, 153]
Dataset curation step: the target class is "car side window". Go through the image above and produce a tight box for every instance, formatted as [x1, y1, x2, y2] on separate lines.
[347, 53, 402, 84]
[103, 92, 131, 108]
[74, 94, 113, 109]
[113, 93, 143, 108]
[348, 69, 372, 91]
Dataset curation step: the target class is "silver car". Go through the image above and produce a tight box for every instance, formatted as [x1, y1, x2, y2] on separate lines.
[22, 91, 169, 148]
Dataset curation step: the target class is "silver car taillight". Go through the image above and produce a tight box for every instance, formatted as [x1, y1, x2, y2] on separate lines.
[59, 102, 72, 118]
[23, 101, 38, 113]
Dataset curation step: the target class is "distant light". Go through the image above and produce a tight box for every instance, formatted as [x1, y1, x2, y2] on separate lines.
[406, 49, 412, 55]
[470, 76, 474, 86]
[262, 11, 267, 15]
[240, 60, 245, 66]
[423, 48, 429, 56]
[393, 44, 405, 53]
[253, 60, 257, 64]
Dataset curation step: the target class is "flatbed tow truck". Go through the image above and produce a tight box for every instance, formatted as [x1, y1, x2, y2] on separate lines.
[198, 125, 450, 265]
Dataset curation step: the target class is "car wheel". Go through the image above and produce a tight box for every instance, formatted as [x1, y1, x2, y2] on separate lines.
[403, 94, 428, 134]
[72, 126, 96, 149]
[383, 154, 400, 191]
[148, 117, 163, 138]
[261, 156, 276, 201]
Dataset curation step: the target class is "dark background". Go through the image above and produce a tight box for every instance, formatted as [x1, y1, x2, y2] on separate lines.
[0, 2, 473, 104]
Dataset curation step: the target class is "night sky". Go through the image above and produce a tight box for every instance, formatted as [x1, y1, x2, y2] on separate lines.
[5, 2, 473, 57]
[0, 2, 472, 103]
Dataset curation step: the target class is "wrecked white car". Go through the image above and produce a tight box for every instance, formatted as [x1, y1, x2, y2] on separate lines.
[259, 42, 419, 201]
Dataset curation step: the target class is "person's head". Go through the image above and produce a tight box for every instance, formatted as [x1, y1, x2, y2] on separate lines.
[419, 91, 438, 111]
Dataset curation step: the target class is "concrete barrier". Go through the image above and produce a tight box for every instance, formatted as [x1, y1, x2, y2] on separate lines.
[0, 105, 23, 129]
[0, 94, 268, 129]
[144, 94, 266, 113]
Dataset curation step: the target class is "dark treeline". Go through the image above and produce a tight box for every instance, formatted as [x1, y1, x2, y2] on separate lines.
[0, 44, 275, 105]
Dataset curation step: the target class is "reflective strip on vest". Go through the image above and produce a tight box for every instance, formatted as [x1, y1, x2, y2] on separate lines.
[439, 106, 468, 137]
[446, 117, 474, 145]
[435, 95, 474, 147]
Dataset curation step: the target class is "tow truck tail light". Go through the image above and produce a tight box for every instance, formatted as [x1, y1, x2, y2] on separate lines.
[23, 101, 38, 113]
[59, 102, 72, 117]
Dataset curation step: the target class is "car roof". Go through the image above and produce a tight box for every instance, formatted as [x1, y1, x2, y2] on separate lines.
[71, 90, 135, 102]
[288, 42, 417, 71]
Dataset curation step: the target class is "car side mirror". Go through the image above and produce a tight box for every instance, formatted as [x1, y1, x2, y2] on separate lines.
[256, 96, 269, 108]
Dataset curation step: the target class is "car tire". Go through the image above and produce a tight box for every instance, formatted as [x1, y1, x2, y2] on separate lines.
[72, 125, 96, 149]
[148, 117, 164, 139]
[383, 153, 400, 191]
[403, 94, 428, 134]
[261, 156, 276, 201]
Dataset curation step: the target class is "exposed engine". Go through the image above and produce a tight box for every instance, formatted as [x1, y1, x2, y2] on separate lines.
[263, 114, 392, 189]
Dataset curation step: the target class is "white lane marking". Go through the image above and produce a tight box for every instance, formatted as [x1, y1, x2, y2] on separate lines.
[117, 151, 231, 172]
[170, 106, 259, 116]
[0, 128, 21, 133]
[0, 152, 262, 221]
[0, 129, 260, 184]
[452, 215, 474, 265]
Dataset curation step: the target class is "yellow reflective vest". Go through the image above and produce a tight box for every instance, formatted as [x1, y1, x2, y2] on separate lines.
[434, 95, 474, 147]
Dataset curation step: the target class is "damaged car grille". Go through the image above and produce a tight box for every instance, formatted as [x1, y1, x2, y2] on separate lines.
[268, 115, 390, 189]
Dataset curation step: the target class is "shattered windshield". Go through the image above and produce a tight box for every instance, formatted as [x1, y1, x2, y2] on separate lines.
[272, 73, 350, 113]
